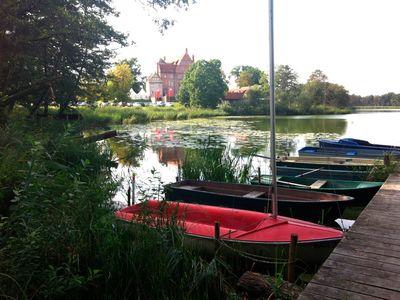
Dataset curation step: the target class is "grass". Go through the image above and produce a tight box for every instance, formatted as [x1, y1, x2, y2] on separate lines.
[0, 121, 236, 299]
[180, 142, 254, 183]
[77, 104, 227, 127]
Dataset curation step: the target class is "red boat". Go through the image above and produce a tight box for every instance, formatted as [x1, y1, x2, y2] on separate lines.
[115, 200, 343, 266]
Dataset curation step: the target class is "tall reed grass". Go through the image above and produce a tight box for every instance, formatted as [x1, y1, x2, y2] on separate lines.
[180, 142, 254, 183]
[0, 122, 233, 299]
[78, 105, 227, 126]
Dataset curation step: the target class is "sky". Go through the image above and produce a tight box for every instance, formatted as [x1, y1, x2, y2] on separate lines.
[110, 0, 400, 96]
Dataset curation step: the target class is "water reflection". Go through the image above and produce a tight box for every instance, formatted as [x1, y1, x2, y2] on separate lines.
[110, 112, 400, 204]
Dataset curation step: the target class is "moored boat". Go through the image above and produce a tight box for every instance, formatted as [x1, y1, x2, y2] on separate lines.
[251, 175, 382, 207]
[277, 165, 369, 181]
[165, 180, 354, 224]
[277, 156, 375, 171]
[320, 138, 400, 152]
[298, 145, 398, 159]
[318, 139, 400, 158]
[115, 200, 344, 266]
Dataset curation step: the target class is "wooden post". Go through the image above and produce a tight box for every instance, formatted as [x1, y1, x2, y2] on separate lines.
[131, 174, 135, 205]
[384, 153, 390, 167]
[214, 221, 220, 253]
[127, 186, 131, 206]
[288, 233, 298, 283]
[258, 167, 261, 184]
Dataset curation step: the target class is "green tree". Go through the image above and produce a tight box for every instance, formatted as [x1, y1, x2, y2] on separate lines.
[308, 69, 328, 82]
[0, 0, 128, 117]
[0, 0, 193, 120]
[275, 65, 299, 109]
[326, 83, 350, 108]
[119, 58, 146, 94]
[230, 65, 264, 87]
[177, 59, 228, 108]
[105, 64, 134, 102]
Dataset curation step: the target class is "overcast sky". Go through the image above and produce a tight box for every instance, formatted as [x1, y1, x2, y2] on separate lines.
[110, 0, 400, 96]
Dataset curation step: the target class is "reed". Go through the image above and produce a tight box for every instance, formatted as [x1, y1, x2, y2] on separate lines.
[78, 105, 226, 126]
[0, 122, 233, 299]
[180, 142, 254, 183]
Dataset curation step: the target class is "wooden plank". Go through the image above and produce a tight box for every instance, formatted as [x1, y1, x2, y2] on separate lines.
[243, 191, 265, 198]
[322, 257, 400, 285]
[312, 266, 400, 299]
[179, 185, 201, 190]
[350, 225, 400, 240]
[327, 252, 400, 274]
[334, 239, 400, 260]
[300, 173, 400, 299]
[342, 232, 400, 251]
[299, 283, 381, 300]
[334, 244, 400, 266]
[310, 180, 327, 189]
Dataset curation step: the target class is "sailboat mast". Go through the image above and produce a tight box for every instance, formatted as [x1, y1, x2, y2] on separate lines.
[268, 0, 278, 218]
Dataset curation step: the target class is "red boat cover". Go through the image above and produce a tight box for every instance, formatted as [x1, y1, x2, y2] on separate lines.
[115, 200, 343, 243]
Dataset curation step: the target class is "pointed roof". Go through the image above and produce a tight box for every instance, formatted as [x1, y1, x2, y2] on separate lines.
[179, 48, 193, 64]
[147, 72, 162, 83]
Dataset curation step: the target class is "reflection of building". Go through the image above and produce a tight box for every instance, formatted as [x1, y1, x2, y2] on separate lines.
[157, 147, 185, 166]
[146, 49, 195, 102]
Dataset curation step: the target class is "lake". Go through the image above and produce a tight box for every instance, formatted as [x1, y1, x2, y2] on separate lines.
[110, 111, 400, 205]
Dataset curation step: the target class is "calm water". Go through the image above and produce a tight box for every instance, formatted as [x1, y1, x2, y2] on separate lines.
[110, 111, 400, 204]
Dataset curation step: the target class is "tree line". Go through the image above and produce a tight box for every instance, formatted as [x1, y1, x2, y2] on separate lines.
[1, 0, 397, 120]
[350, 93, 400, 107]
[175, 62, 351, 113]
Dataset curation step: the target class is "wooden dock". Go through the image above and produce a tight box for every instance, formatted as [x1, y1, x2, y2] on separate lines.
[299, 173, 400, 300]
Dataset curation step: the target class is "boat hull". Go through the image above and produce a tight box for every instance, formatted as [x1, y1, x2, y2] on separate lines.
[116, 200, 343, 267]
[251, 175, 382, 207]
[276, 165, 369, 181]
[276, 160, 374, 172]
[165, 180, 354, 224]
[320, 138, 400, 152]
[299, 145, 400, 159]
[318, 139, 400, 158]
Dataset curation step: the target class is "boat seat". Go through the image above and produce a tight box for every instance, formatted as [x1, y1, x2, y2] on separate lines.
[243, 191, 265, 198]
[179, 185, 201, 190]
[310, 180, 327, 189]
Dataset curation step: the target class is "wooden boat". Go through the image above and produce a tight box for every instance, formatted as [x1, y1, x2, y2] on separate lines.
[165, 180, 354, 224]
[318, 139, 400, 158]
[277, 165, 370, 181]
[320, 138, 400, 152]
[251, 175, 382, 207]
[115, 200, 343, 266]
[277, 156, 375, 171]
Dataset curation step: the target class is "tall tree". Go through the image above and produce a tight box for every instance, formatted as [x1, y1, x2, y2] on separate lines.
[308, 69, 328, 82]
[177, 59, 228, 108]
[0, 0, 127, 116]
[105, 64, 134, 102]
[230, 65, 263, 87]
[0, 0, 194, 119]
[102, 58, 145, 102]
[275, 65, 299, 109]
[119, 58, 146, 94]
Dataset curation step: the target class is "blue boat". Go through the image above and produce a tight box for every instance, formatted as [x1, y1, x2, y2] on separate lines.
[300, 145, 400, 159]
[319, 138, 400, 151]
[319, 138, 400, 158]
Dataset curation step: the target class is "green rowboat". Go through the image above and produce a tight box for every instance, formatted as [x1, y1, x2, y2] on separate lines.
[251, 175, 383, 207]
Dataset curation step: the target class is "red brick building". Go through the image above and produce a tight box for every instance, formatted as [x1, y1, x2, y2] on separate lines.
[146, 49, 194, 102]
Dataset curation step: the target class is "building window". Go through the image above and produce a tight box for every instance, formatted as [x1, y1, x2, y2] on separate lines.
[169, 80, 174, 87]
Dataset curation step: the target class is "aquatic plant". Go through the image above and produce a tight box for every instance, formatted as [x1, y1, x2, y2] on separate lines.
[180, 141, 254, 183]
